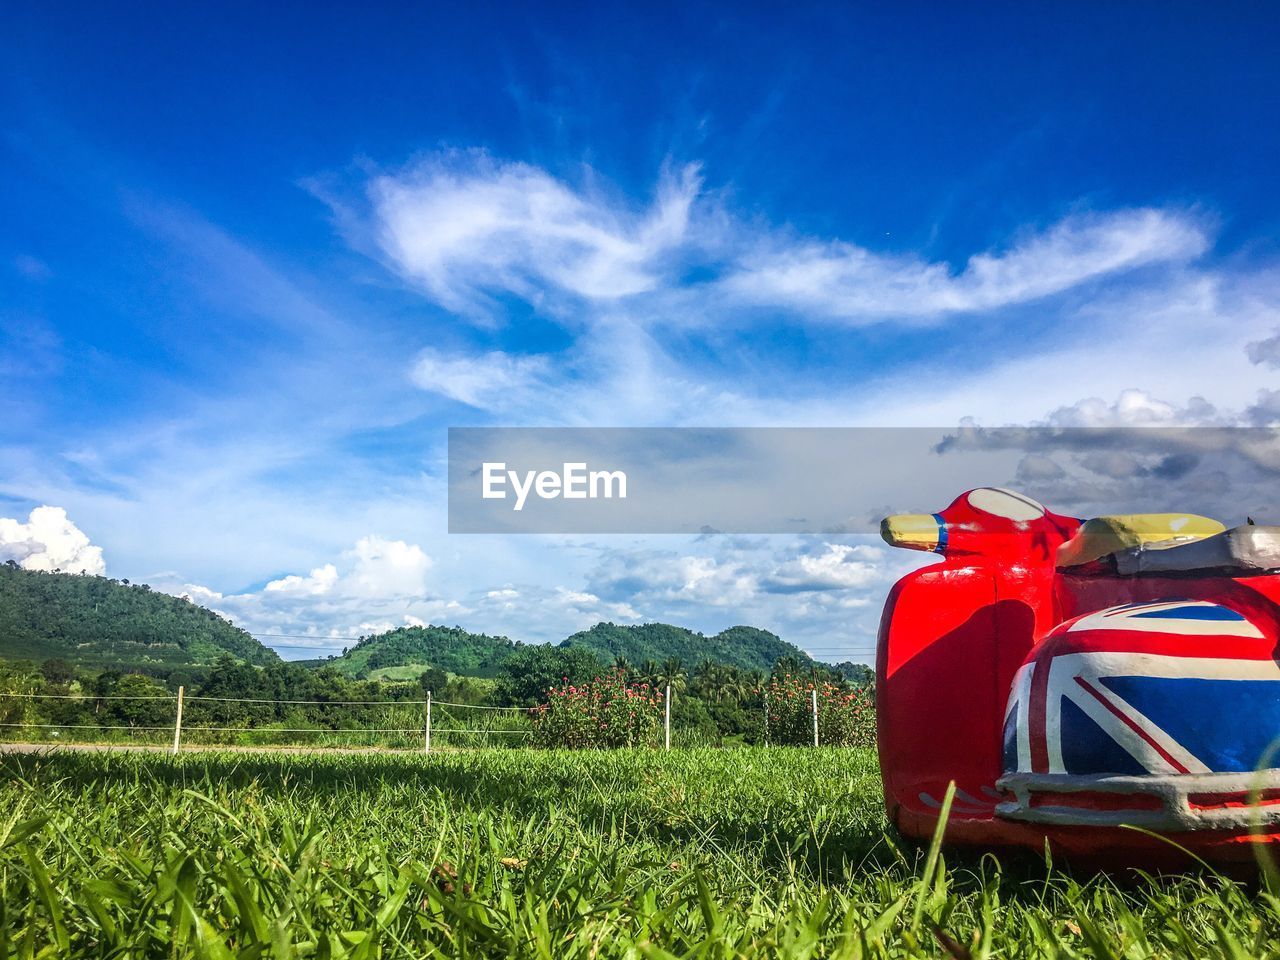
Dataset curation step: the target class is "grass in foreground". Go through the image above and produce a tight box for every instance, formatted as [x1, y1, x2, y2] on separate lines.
[2, 747, 1278, 957]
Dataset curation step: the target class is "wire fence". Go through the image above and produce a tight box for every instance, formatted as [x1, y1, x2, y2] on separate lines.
[0, 681, 873, 752]
[0, 688, 537, 753]
[3, 692, 178, 700]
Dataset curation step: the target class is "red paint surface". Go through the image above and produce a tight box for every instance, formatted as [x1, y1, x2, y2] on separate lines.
[877, 490, 1079, 836]
[1028, 650, 1053, 773]
[1188, 789, 1280, 810]
[876, 489, 1280, 867]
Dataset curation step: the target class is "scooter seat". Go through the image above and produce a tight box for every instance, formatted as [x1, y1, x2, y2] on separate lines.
[1109, 524, 1280, 576]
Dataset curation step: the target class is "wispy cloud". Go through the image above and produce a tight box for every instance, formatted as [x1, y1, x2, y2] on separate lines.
[410, 349, 551, 408]
[362, 153, 1210, 329]
[369, 154, 702, 313]
[723, 208, 1209, 321]
[13, 255, 53, 282]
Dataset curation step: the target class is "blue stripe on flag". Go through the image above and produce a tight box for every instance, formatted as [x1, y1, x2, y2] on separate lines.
[1130, 605, 1245, 621]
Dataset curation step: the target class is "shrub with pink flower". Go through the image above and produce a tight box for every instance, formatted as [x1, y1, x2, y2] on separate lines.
[764, 674, 875, 747]
[530, 670, 663, 748]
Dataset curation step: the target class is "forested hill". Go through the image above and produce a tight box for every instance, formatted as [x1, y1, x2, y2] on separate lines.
[0, 562, 278, 671]
[559, 622, 814, 673]
[306, 621, 822, 680]
[310, 624, 522, 679]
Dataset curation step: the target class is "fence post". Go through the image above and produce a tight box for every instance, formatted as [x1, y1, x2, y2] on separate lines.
[811, 687, 819, 747]
[172, 685, 185, 755]
[664, 684, 671, 751]
[763, 690, 769, 746]
[424, 691, 432, 754]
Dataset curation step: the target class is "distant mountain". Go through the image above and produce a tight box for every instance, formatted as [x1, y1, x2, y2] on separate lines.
[559, 622, 815, 673]
[0, 562, 279, 672]
[308, 624, 522, 679]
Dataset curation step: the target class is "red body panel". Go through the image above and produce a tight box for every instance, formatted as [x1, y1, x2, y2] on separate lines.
[875, 490, 1280, 867]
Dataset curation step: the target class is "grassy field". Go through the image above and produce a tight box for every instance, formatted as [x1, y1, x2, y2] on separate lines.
[2, 747, 1278, 958]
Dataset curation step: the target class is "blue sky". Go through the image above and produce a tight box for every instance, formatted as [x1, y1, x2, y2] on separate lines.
[3, 4, 1279, 662]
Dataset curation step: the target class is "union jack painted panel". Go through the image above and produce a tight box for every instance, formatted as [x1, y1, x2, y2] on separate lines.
[1003, 600, 1280, 778]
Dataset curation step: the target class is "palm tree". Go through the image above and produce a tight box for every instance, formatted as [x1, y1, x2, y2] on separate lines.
[655, 657, 686, 695]
[723, 666, 753, 704]
[638, 659, 661, 688]
[772, 655, 803, 680]
[693, 659, 720, 700]
[612, 654, 632, 677]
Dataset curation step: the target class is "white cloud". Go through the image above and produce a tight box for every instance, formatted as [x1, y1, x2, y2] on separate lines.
[853, 273, 1278, 428]
[764, 543, 886, 592]
[930, 383, 1280, 523]
[359, 157, 1248, 435]
[262, 536, 430, 600]
[574, 536, 931, 662]
[364, 155, 1208, 333]
[587, 539, 907, 611]
[1015, 454, 1068, 482]
[1043, 388, 1218, 428]
[410, 349, 550, 407]
[669, 556, 758, 605]
[370, 154, 701, 312]
[320, 155, 1280, 443]
[552, 586, 640, 622]
[264, 563, 340, 597]
[1077, 451, 1145, 479]
[344, 535, 433, 597]
[721, 209, 1208, 321]
[158, 535, 438, 656]
[0, 506, 105, 575]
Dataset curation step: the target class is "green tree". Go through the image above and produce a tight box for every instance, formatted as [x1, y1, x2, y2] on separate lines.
[106, 674, 173, 727]
[417, 667, 448, 697]
[40, 657, 74, 685]
[494, 645, 606, 706]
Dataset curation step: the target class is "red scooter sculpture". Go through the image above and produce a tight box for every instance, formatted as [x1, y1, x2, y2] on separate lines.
[878, 487, 1280, 865]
